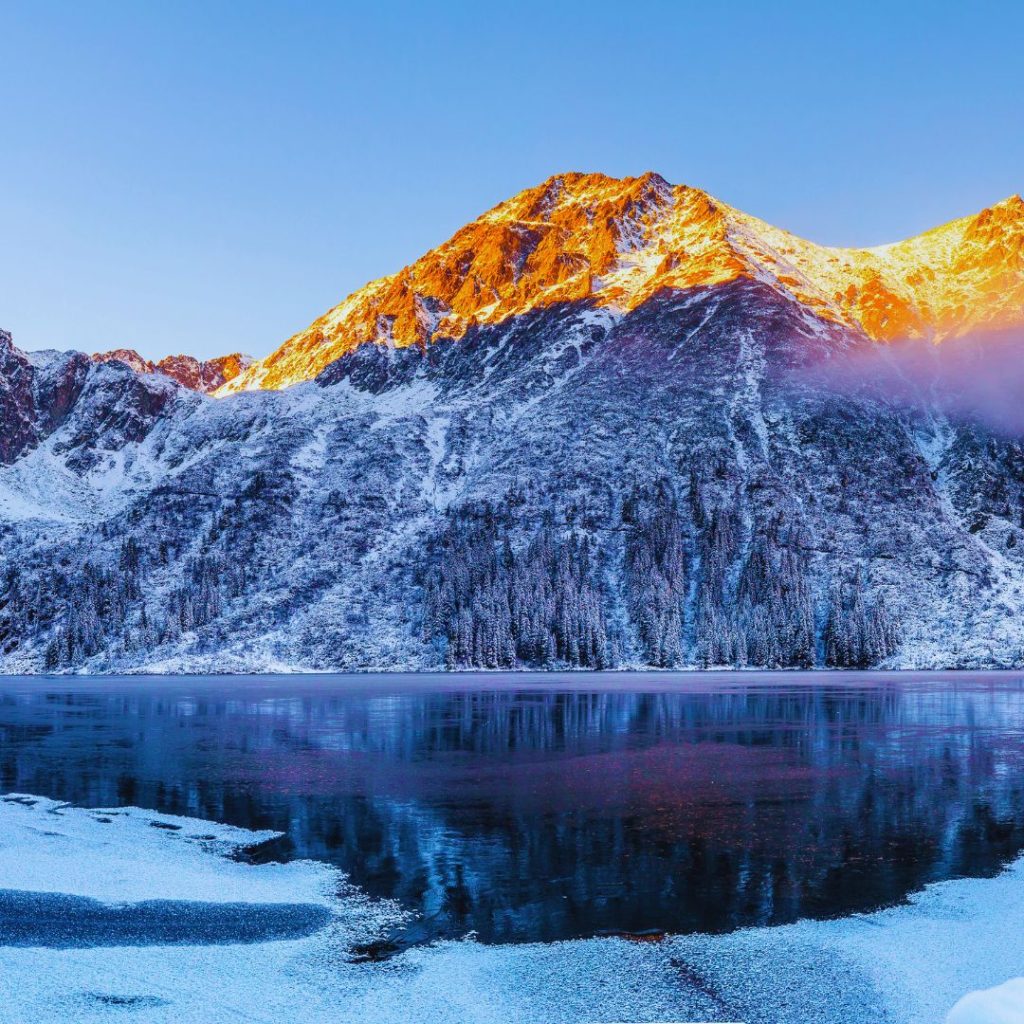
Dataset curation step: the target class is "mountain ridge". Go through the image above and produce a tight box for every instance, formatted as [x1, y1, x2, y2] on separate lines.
[93, 349, 253, 394]
[219, 173, 1024, 394]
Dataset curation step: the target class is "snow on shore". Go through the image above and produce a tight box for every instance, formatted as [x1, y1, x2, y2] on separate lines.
[0, 795, 337, 905]
[0, 794, 1022, 1023]
[948, 979, 1024, 1023]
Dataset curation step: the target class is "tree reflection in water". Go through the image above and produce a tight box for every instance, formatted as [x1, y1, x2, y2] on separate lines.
[1, 676, 1023, 943]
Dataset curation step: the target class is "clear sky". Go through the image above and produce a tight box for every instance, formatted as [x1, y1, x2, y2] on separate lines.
[1, 1, 1022, 362]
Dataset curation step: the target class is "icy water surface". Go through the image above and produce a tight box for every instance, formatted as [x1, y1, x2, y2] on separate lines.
[1, 671, 1023, 945]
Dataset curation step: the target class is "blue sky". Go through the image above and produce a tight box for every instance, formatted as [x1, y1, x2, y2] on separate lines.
[1, 1, 1021, 361]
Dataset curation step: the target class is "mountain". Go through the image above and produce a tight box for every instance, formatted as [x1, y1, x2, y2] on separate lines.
[2, 173, 1024, 674]
[220, 173, 1024, 394]
[93, 348, 253, 394]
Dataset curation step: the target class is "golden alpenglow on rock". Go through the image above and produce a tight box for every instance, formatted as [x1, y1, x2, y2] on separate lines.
[219, 174, 1024, 395]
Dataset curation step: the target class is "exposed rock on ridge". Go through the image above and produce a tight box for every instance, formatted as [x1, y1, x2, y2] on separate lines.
[93, 349, 253, 394]
[220, 174, 1024, 394]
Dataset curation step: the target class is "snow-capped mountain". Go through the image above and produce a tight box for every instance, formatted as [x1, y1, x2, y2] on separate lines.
[221, 173, 1024, 394]
[2, 173, 1024, 673]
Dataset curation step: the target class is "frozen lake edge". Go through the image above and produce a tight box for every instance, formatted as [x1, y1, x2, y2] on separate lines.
[0, 793, 1021, 1023]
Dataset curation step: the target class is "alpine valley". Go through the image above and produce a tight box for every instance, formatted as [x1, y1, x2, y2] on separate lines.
[3, 172, 1024, 674]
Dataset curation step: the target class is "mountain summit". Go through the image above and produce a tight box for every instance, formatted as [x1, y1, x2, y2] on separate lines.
[220, 174, 1024, 394]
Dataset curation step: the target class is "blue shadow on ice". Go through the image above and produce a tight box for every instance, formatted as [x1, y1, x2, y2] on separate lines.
[0, 889, 332, 947]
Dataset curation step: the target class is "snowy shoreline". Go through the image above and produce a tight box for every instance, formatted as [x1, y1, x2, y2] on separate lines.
[0, 794, 1022, 1023]
[6, 662, 1024, 678]
[3, 667, 1024, 689]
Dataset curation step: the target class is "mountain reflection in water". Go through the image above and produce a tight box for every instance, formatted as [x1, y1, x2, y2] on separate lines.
[1, 674, 1023, 944]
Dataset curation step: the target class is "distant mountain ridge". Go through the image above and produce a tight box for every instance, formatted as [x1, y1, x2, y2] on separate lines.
[2, 173, 1024, 674]
[93, 349, 252, 394]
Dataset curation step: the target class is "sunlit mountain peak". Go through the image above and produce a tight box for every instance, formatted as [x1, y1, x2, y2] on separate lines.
[220, 175, 1024, 394]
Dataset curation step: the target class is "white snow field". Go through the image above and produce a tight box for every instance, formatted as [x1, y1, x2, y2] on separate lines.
[0, 795, 1022, 1024]
[948, 980, 1024, 1024]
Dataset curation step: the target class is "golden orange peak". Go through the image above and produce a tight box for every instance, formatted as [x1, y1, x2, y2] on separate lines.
[989, 193, 1024, 212]
[220, 175, 1024, 394]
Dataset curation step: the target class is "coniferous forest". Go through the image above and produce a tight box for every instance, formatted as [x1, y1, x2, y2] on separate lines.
[420, 480, 899, 671]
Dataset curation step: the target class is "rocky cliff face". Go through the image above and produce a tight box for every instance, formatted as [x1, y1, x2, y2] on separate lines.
[1, 175, 1024, 673]
[0, 330, 91, 465]
[0, 329, 36, 465]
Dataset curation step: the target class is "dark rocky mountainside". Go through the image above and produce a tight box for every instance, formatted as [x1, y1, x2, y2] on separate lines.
[1, 330, 91, 465]
[2, 281, 1023, 673]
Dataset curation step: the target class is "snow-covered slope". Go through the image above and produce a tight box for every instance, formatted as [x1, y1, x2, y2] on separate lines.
[2, 176, 1024, 673]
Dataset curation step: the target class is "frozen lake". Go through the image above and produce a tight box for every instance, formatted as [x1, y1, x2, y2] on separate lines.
[2, 671, 1024, 946]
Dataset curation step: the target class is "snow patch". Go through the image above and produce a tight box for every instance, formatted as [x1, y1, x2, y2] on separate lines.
[0, 795, 339, 907]
[947, 979, 1024, 1024]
